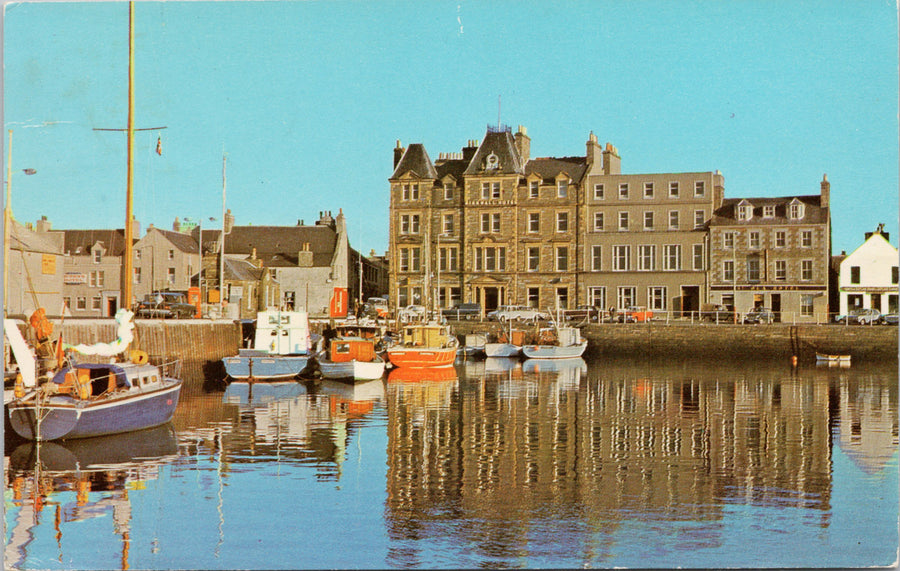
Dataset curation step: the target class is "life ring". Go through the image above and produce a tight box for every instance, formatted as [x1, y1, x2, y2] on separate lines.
[131, 350, 149, 365]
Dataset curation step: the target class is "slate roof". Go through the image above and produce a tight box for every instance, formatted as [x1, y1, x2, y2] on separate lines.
[224, 257, 266, 281]
[463, 129, 525, 176]
[224, 225, 337, 268]
[434, 157, 468, 182]
[60, 229, 128, 256]
[525, 156, 589, 185]
[391, 143, 438, 180]
[708, 195, 828, 226]
[153, 228, 199, 253]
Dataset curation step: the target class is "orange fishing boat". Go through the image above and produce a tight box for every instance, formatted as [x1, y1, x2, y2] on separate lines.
[386, 322, 458, 368]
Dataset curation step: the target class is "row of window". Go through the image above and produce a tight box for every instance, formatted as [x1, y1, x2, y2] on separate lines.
[90, 248, 180, 264]
[593, 180, 706, 201]
[396, 244, 704, 273]
[399, 209, 709, 236]
[720, 229, 816, 249]
[64, 295, 102, 311]
[132, 266, 177, 284]
[398, 179, 708, 202]
[720, 259, 815, 282]
[848, 265, 900, 285]
[586, 286, 671, 311]
[736, 200, 805, 221]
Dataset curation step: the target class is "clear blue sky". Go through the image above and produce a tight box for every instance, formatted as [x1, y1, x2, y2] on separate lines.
[3, 0, 897, 256]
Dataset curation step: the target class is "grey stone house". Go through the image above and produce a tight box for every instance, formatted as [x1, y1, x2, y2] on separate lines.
[6, 217, 64, 318]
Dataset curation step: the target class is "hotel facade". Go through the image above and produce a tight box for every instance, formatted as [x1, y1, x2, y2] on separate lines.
[388, 125, 829, 319]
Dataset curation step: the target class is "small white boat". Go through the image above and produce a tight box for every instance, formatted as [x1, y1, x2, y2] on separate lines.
[816, 352, 851, 367]
[484, 327, 527, 358]
[522, 326, 587, 359]
[223, 310, 314, 381]
[457, 333, 486, 358]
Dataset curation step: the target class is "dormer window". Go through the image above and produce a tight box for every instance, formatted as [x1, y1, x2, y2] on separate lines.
[557, 179, 568, 198]
[443, 182, 454, 200]
[529, 180, 539, 198]
[763, 205, 775, 218]
[93, 249, 102, 264]
[736, 201, 753, 221]
[788, 199, 805, 220]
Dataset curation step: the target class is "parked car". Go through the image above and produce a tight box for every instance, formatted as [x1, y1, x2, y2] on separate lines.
[701, 304, 736, 323]
[441, 303, 482, 320]
[835, 308, 882, 325]
[743, 307, 776, 324]
[619, 306, 653, 323]
[882, 312, 898, 325]
[364, 297, 390, 319]
[486, 305, 549, 322]
[136, 291, 196, 319]
[562, 305, 600, 322]
[397, 304, 427, 321]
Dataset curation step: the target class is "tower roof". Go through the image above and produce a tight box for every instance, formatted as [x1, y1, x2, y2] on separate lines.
[391, 143, 437, 179]
[463, 126, 524, 176]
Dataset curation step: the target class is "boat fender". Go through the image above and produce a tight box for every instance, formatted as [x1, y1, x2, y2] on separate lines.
[14, 374, 25, 398]
[75, 371, 91, 400]
[131, 350, 149, 365]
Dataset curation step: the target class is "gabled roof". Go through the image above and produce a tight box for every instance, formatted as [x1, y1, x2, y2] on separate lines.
[60, 229, 128, 256]
[224, 257, 266, 281]
[151, 227, 199, 254]
[224, 225, 337, 268]
[435, 157, 468, 182]
[391, 143, 438, 180]
[525, 156, 589, 185]
[708, 195, 828, 226]
[463, 129, 524, 176]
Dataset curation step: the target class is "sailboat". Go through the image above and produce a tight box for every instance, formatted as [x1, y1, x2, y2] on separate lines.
[6, 3, 184, 441]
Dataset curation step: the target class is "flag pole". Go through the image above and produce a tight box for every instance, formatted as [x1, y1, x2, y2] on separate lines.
[4, 130, 12, 316]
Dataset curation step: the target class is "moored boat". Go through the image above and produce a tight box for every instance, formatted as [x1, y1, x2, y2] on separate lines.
[386, 322, 458, 368]
[317, 336, 386, 380]
[7, 357, 183, 441]
[223, 309, 314, 381]
[522, 326, 587, 359]
[484, 327, 527, 358]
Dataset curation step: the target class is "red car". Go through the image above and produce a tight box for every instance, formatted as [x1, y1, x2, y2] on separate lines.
[620, 306, 653, 323]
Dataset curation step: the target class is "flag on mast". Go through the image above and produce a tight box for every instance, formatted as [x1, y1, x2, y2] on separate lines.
[156, 135, 162, 155]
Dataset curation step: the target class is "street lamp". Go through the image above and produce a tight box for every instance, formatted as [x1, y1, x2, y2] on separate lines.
[184, 216, 216, 316]
[3, 129, 37, 316]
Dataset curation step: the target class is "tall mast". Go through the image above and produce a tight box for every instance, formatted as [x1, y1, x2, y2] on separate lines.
[220, 154, 226, 316]
[4, 129, 12, 315]
[123, 1, 135, 310]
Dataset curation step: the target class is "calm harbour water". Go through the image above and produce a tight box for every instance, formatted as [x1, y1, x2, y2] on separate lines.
[4, 355, 898, 570]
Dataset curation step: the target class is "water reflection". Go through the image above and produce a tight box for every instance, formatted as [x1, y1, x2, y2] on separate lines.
[5, 424, 179, 570]
[384, 356, 898, 567]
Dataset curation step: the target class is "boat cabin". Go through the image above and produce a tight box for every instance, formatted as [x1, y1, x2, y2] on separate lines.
[329, 338, 376, 363]
[51, 363, 162, 399]
[400, 324, 453, 348]
[252, 310, 311, 355]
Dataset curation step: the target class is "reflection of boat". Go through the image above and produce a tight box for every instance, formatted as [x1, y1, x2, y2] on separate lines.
[317, 337, 386, 380]
[522, 326, 587, 359]
[484, 357, 522, 374]
[388, 365, 459, 383]
[223, 310, 314, 380]
[7, 358, 183, 441]
[522, 357, 588, 374]
[9, 423, 178, 472]
[316, 378, 385, 402]
[816, 352, 851, 366]
[484, 327, 526, 358]
[223, 380, 308, 406]
[387, 323, 458, 368]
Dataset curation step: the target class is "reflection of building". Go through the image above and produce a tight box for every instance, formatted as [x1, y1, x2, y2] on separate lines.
[834, 373, 899, 475]
[837, 226, 899, 315]
[707, 176, 831, 321]
[384, 360, 834, 562]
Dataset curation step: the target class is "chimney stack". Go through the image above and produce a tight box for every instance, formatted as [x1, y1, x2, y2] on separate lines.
[393, 140, 405, 169]
[820, 173, 830, 209]
[586, 131, 602, 168]
[514, 125, 531, 165]
[602, 142, 621, 175]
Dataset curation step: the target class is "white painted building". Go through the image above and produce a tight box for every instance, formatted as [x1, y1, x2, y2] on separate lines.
[838, 227, 898, 315]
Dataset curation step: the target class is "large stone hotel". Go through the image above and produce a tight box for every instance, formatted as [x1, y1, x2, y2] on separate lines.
[388, 125, 830, 322]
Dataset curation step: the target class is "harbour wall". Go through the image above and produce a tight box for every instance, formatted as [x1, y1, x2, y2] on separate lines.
[452, 322, 899, 363]
[31, 320, 897, 382]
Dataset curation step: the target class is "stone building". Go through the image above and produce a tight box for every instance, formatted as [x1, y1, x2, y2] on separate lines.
[388, 125, 724, 315]
[836, 225, 898, 315]
[581, 141, 724, 315]
[55, 224, 135, 317]
[706, 175, 832, 322]
[133, 225, 199, 303]
[221, 210, 372, 318]
[6, 217, 64, 318]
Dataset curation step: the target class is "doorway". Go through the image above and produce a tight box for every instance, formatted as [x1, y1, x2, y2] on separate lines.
[771, 293, 781, 322]
[482, 287, 500, 312]
[680, 286, 700, 318]
[106, 296, 118, 317]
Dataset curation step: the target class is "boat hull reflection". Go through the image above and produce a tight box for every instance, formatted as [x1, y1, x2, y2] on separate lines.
[388, 366, 459, 383]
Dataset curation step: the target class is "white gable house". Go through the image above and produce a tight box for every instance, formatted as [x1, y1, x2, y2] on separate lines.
[838, 227, 898, 315]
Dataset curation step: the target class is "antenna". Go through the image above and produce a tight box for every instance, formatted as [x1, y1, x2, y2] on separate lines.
[497, 95, 501, 130]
